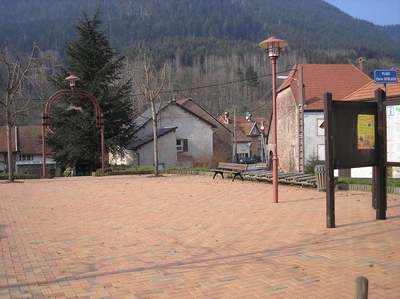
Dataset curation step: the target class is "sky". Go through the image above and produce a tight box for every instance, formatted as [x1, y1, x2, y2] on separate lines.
[324, 0, 400, 26]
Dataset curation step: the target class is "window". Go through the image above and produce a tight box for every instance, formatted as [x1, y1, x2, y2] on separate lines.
[317, 118, 324, 136]
[176, 139, 188, 152]
[238, 153, 249, 159]
[19, 154, 33, 161]
[317, 144, 325, 161]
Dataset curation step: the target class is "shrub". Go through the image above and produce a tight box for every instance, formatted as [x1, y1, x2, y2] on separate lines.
[305, 154, 323, 174]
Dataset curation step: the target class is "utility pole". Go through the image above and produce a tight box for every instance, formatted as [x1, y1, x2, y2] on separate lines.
[298, 66, 305, 172]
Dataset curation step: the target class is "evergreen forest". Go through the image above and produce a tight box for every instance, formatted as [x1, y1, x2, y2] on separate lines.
[1, 0, 399, 118]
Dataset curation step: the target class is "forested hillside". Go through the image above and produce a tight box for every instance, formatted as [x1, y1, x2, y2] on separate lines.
[2, 0, 400, 59]
[1, 0, 399, 117]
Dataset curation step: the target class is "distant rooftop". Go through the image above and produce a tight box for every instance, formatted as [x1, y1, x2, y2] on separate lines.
[343, 81, 400, 101]
[278, 64, 372, 110]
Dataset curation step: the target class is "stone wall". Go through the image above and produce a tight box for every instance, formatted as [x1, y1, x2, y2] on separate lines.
[275, 88, 299, 172]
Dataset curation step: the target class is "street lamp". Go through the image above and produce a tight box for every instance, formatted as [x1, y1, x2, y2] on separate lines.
[65, 74, 80, 90]
[259, 121, 265, 163]
[259, 36, 288, 203]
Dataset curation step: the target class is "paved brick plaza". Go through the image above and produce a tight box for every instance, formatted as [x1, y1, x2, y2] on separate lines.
[0, 175, 399, 298]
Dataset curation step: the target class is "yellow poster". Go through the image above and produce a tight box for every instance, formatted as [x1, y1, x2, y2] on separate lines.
[357, 114, 375, 150]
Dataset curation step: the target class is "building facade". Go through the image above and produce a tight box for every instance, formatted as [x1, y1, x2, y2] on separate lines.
[218, 113, 268, 164]
[274, 64, 372, 173]
[0, 126, 59, 176]
[111, 98, 232, 168]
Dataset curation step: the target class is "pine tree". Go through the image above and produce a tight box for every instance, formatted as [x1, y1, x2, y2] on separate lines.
[47, 13, 135, 174]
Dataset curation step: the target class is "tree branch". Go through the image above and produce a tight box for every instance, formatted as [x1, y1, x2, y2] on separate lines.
[9, 45, 38, 95]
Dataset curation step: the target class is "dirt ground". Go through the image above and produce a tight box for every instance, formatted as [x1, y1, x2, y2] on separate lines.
[0, 174, 399, 298]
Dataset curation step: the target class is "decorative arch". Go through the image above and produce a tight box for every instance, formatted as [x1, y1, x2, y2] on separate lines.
[42, 88, 105, 177]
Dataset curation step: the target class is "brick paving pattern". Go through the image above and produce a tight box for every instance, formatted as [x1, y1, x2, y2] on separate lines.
[0, 175, 399, 298]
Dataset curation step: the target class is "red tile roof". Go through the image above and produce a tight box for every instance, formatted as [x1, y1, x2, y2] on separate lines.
[0, 126, 42, 154]
[217, 115, 268, 143]
[278, 64, 372, 111]
[235, 116, 255, 142]
[343, 81, 400, 101]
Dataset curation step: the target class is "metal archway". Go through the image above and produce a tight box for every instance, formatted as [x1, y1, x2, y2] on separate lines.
[42, 88, 105, 177]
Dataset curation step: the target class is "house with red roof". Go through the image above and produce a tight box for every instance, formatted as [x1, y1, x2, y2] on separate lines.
[343, 81, 400, 102]
[0, 125, 59, 176]
[275, 64, 372, 172]
[218, 112, 268, 163]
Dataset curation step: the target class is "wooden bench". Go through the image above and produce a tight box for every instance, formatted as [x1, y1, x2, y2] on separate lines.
[245, 162, 268, 171]
[211, 162, 248, 181]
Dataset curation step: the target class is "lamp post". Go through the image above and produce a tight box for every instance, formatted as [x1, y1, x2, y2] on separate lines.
[259, 121, 265, 163]
[65, 74, 80, 89]
[259, 36, 288, 203]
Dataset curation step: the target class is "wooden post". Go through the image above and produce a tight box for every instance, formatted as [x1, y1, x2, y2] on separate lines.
[355, 276, 368, 299]
[372, 167, 377, 209]
[41, 114, 47, 178]
[233, 106, 237, 162]
[375, 89, 387, 220]
[324, 92, 335, 228]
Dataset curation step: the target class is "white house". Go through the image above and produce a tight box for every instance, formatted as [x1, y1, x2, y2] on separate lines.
[110, 98, 232, 168]
[120, 127, 178, 168]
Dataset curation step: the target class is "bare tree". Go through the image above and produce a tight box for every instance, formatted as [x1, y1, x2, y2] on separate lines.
[0, 45, 38, 181]
[134, 57, 167, 176]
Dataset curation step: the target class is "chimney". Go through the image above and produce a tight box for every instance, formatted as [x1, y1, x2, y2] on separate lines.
[260, 120, 265, 132]
[358, 57, 367, 73]
[245, 112, 252, 122]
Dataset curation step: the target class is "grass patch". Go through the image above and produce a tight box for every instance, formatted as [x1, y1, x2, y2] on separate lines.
[166, 166, 210, 172]
[0, 173, 40, 180]
[102, 165, 210, 176]
[338, 177, 400, 187]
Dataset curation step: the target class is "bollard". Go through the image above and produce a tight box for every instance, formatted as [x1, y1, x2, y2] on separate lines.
[355, 276, 368, 299]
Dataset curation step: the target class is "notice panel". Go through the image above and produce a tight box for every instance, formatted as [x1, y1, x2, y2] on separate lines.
[332, 101, 377, 169]
[386, 104, 400, 163]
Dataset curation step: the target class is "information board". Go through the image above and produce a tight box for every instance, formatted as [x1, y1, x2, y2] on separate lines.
[386, 104, 400, 163]
[332, 101, 378, 168]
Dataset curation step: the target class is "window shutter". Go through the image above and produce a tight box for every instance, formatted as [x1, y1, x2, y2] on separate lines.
[183, 139, 188, 152]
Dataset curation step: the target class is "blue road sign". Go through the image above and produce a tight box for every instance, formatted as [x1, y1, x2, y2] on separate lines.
[374, 70, 398, 84]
